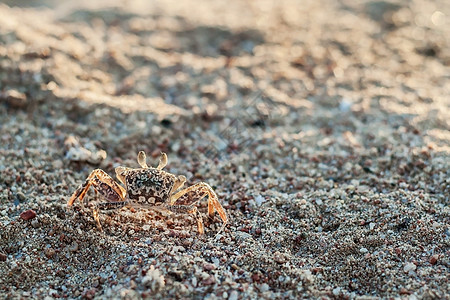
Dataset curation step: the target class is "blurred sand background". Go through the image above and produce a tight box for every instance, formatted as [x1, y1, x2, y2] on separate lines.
[0, 0, 449, 299]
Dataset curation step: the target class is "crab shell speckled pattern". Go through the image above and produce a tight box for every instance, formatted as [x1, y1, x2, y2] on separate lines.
[124, 168, 177, 205]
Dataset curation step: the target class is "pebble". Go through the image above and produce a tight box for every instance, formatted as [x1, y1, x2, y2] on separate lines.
[31, 219, 40, 228]
[403, 262, 416, 273]
[333, 287, 341, 296]
[52, 160, 63, 169]
[0, 252, 6, 262]
[20, 209, 37, 220]
[235, 231, 252, 241]
[16, 192, 26, 201]
[339, 99, 352, 112]
[202, 275, 216, 285]
[228, 291, 238, 300]
[44, 248, 56, 259]
[429, 255, 438, 265]
[69, 242, 79, 252]
[204, 263, 216, 271]
[1, 89, 28, 108]
[259, 283, 269, 292]
[273, 251, 286, 264]
[254, 195, 265, 206]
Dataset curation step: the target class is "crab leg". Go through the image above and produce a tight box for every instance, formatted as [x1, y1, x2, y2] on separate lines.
[156, 152, 168, 170]
[169, 182, 228, 232]
[92, 206, 102, 231]
[96, 201, 129, 210]
[166, 205, 205, 234]
[90, 201, 130, 231]
[68, 169, 126, 206]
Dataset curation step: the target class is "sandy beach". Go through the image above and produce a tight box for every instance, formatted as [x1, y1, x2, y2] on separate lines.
[0, 0, 449, 298]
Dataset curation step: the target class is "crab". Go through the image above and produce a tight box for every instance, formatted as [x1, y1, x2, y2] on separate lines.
[68, 151, 228, 234]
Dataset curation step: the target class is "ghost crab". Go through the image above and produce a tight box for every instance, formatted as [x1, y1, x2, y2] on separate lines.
[68, 151, 228, 234]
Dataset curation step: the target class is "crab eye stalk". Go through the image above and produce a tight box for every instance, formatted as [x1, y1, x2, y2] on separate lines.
[115, 166, 127, 185]
[157, 152, 168, 170]
[137, 151, 148, 168]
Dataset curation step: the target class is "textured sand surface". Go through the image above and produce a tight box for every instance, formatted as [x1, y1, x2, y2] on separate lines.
[0, 0, 449, 299]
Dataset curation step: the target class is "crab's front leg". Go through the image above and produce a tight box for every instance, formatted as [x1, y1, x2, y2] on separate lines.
[68, 169, 127, 230]
[68, 169, 126, 205]
[169, 182, 228, 234]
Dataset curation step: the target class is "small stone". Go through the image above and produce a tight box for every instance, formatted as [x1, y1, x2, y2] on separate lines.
[0, 252, 6, 262]
[200, 271, 210, 280]
[228, 290, 238, 300]
[16, 192, 26, 201]
[254, 195, 265, 206]
[31, 219, 40, 228]
[44, 248, 56, 259]
[69, 242, 79, 252]
[399, 288, 411, 295]
[202, 275, 215, 285]
[259, 283, 269, 292]
[142, 266, 165, 291]
[235, 231, 252, 241]
[273, 251, 286, 264]
[82, 288, 96, 299]
[20, 210, 37, 220]
[403, 262, 416, 273]
[92, 279, 100, 288]
[52, 160, 64, 169]
[359, 247, 368, 253]
[204, 263, 216, 271]
[333, 287, 341, 295]
[429, 255, 438, 265]
[1, 89, 28, 108]
[339, 99, 352, 112]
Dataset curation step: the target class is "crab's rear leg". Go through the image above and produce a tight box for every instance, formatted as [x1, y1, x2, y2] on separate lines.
[91, 201, 130, 231]
[96, 201, 129, 211]
[166, 205, 205, 234]
[169, 182, 228, 234]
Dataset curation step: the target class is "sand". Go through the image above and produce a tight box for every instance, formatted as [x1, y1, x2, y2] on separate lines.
[0, 0, 449, 299]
